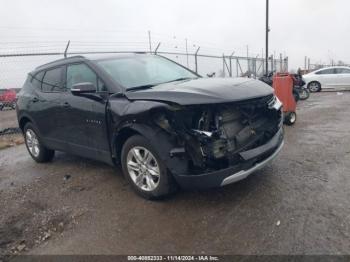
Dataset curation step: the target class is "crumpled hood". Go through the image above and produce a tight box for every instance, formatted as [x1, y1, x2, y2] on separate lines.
[124, 77, 273, 105]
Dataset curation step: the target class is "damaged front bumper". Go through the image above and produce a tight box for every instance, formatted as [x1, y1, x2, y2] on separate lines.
[172, 127, 284, 189]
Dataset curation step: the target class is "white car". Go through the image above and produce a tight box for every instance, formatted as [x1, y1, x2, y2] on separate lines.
[303, 66, 350, 92]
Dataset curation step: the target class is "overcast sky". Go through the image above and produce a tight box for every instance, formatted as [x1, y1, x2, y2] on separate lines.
[1, 0, 349, 81]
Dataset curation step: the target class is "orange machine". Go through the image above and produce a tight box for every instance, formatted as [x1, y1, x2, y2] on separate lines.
[273, 73, 297, 125]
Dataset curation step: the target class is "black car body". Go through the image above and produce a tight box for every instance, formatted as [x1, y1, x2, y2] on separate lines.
[17, 53, 284, 199]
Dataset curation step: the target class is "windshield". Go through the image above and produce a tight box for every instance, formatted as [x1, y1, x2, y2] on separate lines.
[97, 55, 198, 90]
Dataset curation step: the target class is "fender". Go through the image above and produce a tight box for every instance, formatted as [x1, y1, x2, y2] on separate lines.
[17, 112, 54, 148]
[111, 122, 189, 176]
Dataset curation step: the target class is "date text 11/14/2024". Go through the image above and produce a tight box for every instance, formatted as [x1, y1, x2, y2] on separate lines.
[127, 255, 220, 261]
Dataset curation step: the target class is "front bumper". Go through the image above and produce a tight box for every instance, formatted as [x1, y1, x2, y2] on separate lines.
[173, 128, 284, 189]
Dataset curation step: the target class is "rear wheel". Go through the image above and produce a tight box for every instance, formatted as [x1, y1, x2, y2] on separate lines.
[308, 81, 321, 92]
[121, 135, 177, 199]
[284, 112, 297, 126]
[24, 123, 55, 163]
[299, 88, 310, 100]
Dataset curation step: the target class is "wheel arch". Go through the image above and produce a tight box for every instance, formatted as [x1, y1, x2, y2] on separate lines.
[112, 123, 188, 176]
[19, 115, 33, 132]
[113, 126, 141, 165]
[19, 115, 44, 138]
[112, 123, 168, 164]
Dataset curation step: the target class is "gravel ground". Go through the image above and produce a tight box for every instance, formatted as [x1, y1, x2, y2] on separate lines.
[0, 109, 18, 131]
[0, 110, 22, 150]
[0, 92, 350, 259]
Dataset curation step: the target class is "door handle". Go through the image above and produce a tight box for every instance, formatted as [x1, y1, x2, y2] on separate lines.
[32, 97, 39, 103]
[62, 102, 71, 108]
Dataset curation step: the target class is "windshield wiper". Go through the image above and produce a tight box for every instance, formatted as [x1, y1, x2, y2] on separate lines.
[163, 77, 197, 84]
[127, 77, 197, 91]
[127, 84, 155, 91]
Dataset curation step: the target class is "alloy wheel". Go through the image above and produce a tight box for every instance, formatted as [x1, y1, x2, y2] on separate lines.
[126, 146, 160, 191]
[309, 82, 319, 92]
[300, 90, 306, 98]
[290, 112, 296, 123]
[26, 129, 40, 157]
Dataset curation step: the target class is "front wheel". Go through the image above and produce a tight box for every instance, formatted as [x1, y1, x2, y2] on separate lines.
[24, 123, 55, 163]
[299, 88, 310, 100]
[121, 135, 177, 199]
[284, 112, 297, 126]
[308, 81, 321, 92]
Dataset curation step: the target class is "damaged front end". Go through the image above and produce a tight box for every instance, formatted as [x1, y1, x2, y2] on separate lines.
[152, 94, 284, 188]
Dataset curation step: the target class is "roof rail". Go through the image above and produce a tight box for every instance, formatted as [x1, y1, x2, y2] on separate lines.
[35, 55, 86, 70]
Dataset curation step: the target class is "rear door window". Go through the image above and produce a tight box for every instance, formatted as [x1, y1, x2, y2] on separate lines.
[316, 68, 336, 75]
[42, 67, 64, 92]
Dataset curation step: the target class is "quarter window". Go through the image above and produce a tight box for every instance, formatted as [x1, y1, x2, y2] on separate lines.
[42, 67, 63, 92]
[31, 71, 45, 89]
[336, 68, 350, 74]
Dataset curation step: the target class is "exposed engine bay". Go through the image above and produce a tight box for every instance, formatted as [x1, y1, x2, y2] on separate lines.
[153, 94, 283, 173]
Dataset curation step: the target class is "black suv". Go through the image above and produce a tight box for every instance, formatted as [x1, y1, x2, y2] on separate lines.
[17, 53, 284, 199]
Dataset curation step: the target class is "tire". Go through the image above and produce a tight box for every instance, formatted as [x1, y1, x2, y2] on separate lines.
[284, 112, 297, 126]
[299, 88, 310, 100]
[121, 135, 177, 199]
[308, 81, 321, 92]
[24, 123, 55, 163]
[11, 102, 16, 110]
[0, 104, 3, 111]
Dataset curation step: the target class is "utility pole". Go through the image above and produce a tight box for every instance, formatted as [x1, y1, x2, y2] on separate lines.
[148, 31, 152, 53]
[185, 38, 189, 68]
[194, 46, 200, 73]
[280, 53, 283, 72]
[265, 0, 269, 75]
[262, 48, 264, 74]
[246, 45, 249, 73]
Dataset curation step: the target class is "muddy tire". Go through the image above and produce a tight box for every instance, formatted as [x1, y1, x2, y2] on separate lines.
[121, 135, 177, 200]
[24, 123, 55, 163]
[284, 112, 297, 126]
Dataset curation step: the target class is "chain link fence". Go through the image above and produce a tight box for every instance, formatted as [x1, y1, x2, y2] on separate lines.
[0, 42, 288, 149]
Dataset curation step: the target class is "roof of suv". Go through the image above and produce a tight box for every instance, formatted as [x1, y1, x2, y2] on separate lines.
[33, 52, 150, 73]
[34, 56, 85, 71]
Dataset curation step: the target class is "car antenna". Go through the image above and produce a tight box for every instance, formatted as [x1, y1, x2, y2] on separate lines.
[64, 40, 70, 58]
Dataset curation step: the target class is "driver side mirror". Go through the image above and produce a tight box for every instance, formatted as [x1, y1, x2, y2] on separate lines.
[71, 82, 96, 95]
